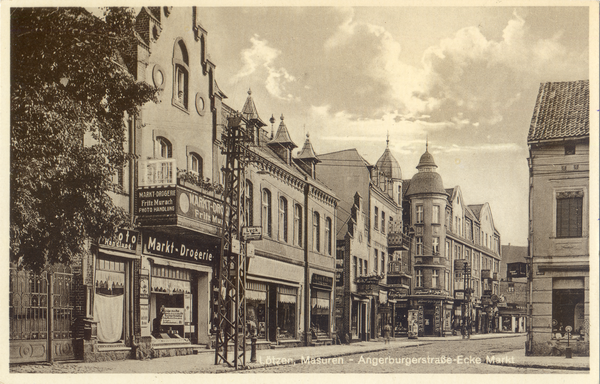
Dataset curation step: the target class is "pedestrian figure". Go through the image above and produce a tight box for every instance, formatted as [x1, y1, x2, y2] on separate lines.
[384, 322, 392, 344]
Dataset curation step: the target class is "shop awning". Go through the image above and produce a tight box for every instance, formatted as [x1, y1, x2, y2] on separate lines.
[99, 248, 140, 259]
[312, 298, 330, 309]
[151, 276, 191, 294]
[247, 290, 267, 301]
[278, 293, 297, 304]
[147, 257, 212, 273]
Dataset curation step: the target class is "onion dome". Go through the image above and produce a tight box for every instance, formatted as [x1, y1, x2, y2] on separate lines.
[376, 137, 402, 180]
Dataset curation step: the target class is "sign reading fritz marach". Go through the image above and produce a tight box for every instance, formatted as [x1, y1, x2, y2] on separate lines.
[144, 233, 217, 266]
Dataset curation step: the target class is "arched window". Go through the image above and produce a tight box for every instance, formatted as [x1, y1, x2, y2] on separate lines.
[245, 180, 253, 226]
[173, 39, 189, 110]
[294, 204, 302, 247]
[325, 217, 332, 256]
[156, 136, 172, 158]
[279, 197, 288, 243]
[313, 211, 320, 252]
[262, 189, 272, 237]
[189, 152, 202, 178]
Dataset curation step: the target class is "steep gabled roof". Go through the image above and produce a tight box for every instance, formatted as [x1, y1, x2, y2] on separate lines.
[241, 89, 265, 127]
[468, 204, 484, 219]
[269, 114, 297, 149]
[528, 80, 589, 142]
[296, 134, 319, 162]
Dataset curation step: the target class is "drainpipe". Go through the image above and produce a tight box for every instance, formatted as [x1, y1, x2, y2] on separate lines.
[526, 147, 534, 355]
[304, 180, 310, 346]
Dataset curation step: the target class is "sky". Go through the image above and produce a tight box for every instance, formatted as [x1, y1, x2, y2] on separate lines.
[195, 5, 592, 247]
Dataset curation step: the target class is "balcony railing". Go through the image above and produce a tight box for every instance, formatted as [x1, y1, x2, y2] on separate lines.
[139, 159, 177, 187]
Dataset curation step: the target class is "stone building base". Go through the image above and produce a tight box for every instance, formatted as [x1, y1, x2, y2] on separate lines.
[527, 338, 589, 357]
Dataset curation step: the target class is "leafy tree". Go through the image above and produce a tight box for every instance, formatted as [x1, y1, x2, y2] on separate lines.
[10, 7, 157, 272]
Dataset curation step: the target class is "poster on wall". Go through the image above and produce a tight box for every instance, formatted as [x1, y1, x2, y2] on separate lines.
[408, 309, 419, 339]
[161, 307, 184, 326]
[140, 304, 149, 327]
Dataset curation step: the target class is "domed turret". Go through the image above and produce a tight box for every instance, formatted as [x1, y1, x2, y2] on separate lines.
[376, 136, 402, 180]
[406, 143, 446, 196]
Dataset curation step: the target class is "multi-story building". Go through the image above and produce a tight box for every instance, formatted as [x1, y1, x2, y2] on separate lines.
[229, 92, 338, 347]
[527, 80, 589, 356]
[403, 145, 502, 336]
[62, 7, 337, 362]
[318, 141, 406, 343]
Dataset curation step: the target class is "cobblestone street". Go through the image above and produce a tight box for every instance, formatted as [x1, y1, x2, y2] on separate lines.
[245, 336, 584, 374]
[9, 335, 588, 375]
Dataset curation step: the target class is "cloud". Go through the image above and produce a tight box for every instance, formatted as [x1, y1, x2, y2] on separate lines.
[324, 9, 585, 131]
[231, 34, 297, 101]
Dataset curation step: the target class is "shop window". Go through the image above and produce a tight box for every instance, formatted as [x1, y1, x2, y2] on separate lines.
[416, 205, 423, 224]
[416, 237, 423, 256]
[325, 217, 332, 255]
[313, 211, 320, 252]
[150, 265, 191, 338]
[374, 207, 379, 231]
[245, 180, 253, 226]
[508, 283, 515, 293]
[311, 289, 330, 335]
[556, 191, 583, 238]
[95, 258, 126, 343]
[416, 270, 423, 287]
[277, 286, 297, 340]
[294, 204, 302, 247]
[279, 196, 288, 243]
[262, 189, 272, 237]
[173, 39, 189, 110]
[246, 281, 267, 339]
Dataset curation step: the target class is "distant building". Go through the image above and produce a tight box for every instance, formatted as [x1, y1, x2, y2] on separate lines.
[403, 146, 502, 336]
[318, 141, 406, 343]
[498, 245, 528, 333]
[527, 80, 589, 356]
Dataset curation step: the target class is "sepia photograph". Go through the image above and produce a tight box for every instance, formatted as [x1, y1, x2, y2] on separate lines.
[3, 0, 598, 382]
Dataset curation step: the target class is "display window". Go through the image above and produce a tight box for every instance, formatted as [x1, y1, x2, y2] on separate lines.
[246, 281, 267, 339]
[151, 265, 191, 338]
[277, 286, 297, 340]
[94, 257, 126, 343]
[310, 289, 330, 335]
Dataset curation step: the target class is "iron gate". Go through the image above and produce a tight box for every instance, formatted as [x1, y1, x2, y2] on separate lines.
[9, 265, 74, 363]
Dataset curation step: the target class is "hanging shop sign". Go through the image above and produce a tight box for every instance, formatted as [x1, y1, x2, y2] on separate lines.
[454, 259, 470, 271]
[455, 291, 465, 300]
[177, 188, 223, 226]
[137, 186, 224, 228]
[137, 187, 177, 215]
[311, 274, 333, 289]
[507, 262, 527, 278]
[143, 232, 217, 266]
[99, 228, 139, 253]
[414, 289, 444, 296]
[242, 226, 262, 241]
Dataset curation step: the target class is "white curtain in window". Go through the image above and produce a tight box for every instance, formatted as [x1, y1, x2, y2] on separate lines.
[94, 293, 123, 343]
